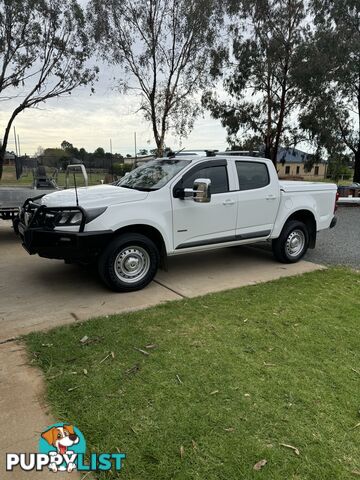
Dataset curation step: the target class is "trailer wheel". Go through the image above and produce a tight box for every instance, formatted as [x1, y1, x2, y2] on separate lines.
[98, 233, 159, 292]
[272, 220, 309, 263]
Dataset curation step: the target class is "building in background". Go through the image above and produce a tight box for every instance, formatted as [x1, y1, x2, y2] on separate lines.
[276, 147, 326, 180]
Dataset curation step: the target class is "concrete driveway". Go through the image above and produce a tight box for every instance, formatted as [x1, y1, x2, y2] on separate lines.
[0, 222, 324, 342]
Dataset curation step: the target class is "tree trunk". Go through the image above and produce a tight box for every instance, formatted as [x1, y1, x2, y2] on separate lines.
[0, 147, 5, 180]
[156, 135, 165, 158]
[0, 107, 22, 179]
[354, 149, 360, 183]
[264, 133, 272, 160]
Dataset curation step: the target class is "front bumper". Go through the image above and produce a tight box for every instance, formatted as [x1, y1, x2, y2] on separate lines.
[20, 223, 113, 261]
[330, 216, 337, 229]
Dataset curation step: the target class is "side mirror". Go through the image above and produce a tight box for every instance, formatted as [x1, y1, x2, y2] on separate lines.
[183, 178, 211, 203]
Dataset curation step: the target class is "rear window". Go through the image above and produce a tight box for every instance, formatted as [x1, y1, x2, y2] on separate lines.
[236, 162, 269, 190]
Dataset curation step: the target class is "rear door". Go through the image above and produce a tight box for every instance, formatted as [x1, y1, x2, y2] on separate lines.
[233, 160, 280, 238]
[171, 160, 237, 250]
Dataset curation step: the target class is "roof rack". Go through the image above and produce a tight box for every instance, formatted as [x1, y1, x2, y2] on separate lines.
[215, 150, 261, 157]
[205, 150, 217, 157]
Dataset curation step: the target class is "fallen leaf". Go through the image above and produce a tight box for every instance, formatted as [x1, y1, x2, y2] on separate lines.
[99, 353, 112, 364]
[180, 445, 185, 459]
[48, 372, 63, 380]
[67, 386, 81, 392]
[134, 347, 150, 356]
[280, 443, 300, 456]
[253, 459, 267, 470]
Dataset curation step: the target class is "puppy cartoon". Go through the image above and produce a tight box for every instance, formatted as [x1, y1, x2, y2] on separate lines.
[41, 424, 79, 472]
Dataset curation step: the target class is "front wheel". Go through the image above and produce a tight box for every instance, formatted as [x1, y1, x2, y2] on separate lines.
[272, 220, 309, 263]
[98, 233, 159, 292]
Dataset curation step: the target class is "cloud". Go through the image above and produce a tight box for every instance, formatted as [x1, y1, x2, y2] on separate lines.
[0, 85, 228, 156]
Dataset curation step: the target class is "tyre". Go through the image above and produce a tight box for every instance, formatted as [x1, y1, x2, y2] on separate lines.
[98, 233, 160, 292]
[272, 220, 309, 263]
[12, 216, 20, 235]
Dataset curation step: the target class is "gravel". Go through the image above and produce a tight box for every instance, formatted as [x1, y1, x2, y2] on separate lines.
[304, 206, 360, 269]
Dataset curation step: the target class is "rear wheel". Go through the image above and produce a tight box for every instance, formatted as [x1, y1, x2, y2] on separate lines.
[272, 220, 309, 263]
[98, 233, 159, 292]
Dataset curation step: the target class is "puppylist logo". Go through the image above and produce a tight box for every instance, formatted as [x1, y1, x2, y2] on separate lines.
[6, 423, 126, 473]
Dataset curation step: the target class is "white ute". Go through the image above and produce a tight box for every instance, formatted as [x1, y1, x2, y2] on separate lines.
[19, 155, 337, 292]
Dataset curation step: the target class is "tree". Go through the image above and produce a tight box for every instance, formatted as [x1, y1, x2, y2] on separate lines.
[203, 0, 307, 166]
[298, 0, 360, 182]
[94, 147, 105, 157]
[88, 0, 221, 156]
[61, 140, 74, 151]
[0, 0, 97, 178]
[138, 149, 149, 156]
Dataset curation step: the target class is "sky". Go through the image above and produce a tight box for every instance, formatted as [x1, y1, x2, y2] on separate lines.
[0, 0, 234, 158]
[0, 71, 229, 158]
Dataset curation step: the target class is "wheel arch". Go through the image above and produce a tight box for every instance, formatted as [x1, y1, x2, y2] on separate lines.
[113, 224, 168, 268]
[283, 210, 317, 248]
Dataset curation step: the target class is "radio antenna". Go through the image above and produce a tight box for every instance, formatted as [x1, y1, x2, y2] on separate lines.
[73, 171, 79, 207]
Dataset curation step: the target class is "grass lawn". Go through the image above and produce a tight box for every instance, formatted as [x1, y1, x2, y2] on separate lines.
[25, 268, 360, 479]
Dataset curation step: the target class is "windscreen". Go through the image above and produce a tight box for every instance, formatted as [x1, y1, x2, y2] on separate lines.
[117, 159, 191, 191]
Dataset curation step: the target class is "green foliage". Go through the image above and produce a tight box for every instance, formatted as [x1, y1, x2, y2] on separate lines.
[204, 0, 307, 164]
[0, 0, 97, 178]
[25, 268, 360, 479]
[299, 0, 360, 182]
[88, 0, 222, 155]
[327, 154, 353, 182]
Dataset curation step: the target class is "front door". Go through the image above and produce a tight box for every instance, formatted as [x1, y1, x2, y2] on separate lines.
[171, 160, 237, 249]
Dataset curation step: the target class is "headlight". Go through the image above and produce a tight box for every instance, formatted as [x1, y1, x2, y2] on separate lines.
[53, 207, 107, 227]
[55, 210, 83, 226]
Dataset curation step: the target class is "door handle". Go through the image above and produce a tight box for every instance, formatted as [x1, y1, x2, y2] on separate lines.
[266, 195, 277, 200]
[223, 199, 235, 206]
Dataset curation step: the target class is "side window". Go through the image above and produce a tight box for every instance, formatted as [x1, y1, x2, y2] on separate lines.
[183, 165, 229, 194]
[236, 162, 270, 190]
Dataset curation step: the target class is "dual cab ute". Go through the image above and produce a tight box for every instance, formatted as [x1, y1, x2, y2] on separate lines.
[19, 155, 337, 292]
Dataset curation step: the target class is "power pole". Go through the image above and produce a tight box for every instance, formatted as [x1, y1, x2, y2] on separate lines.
[110, 138, 113, 179]
[13, 126, 18, 156]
